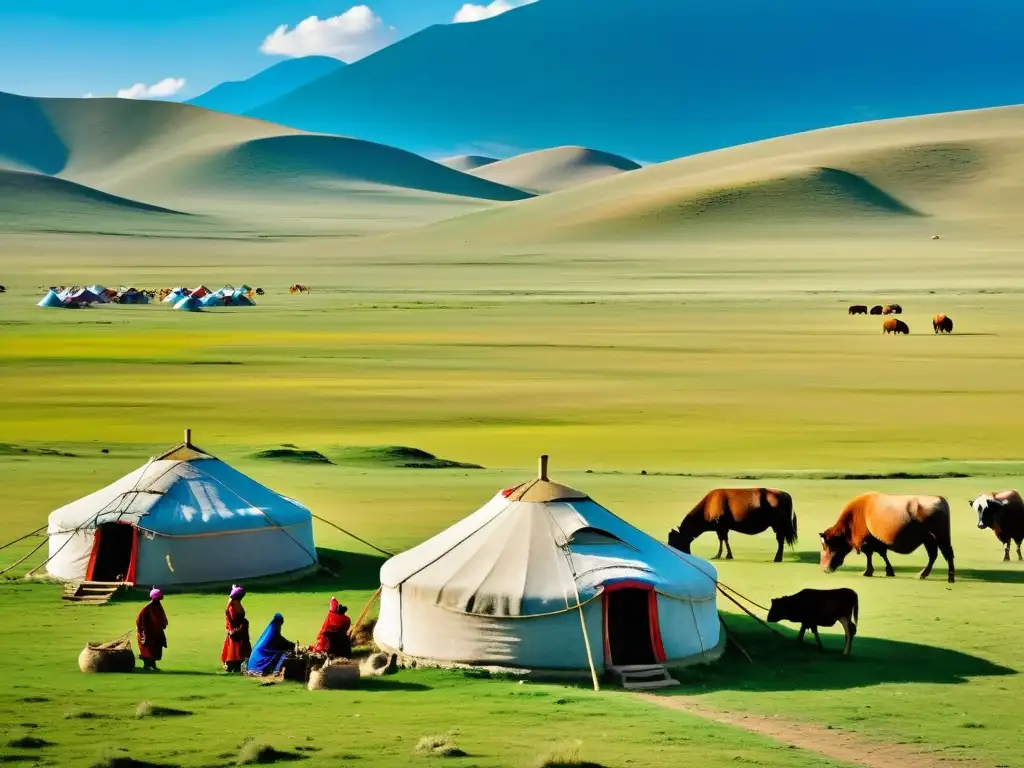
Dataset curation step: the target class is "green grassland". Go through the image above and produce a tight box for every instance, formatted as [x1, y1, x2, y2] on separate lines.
[2, 231, 1024, 767]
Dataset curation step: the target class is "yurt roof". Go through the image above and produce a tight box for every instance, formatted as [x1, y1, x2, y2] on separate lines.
[380, 456, 717, 618]
[47, 432, 311, 538]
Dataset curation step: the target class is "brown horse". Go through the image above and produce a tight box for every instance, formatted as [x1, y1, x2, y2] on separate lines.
[882, 304, 903, 315]
[933, 314, 953, 334]
[869, 305, 883, 315]
[668, 488, 796, 562]
[883, 318, 909, 335]
[848, 305, 868, 315]
[289, 283, 311, 294]
[820, 492, 955, 582]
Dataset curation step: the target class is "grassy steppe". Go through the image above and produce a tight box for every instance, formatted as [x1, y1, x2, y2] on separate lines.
[1, 232, 1023, 767]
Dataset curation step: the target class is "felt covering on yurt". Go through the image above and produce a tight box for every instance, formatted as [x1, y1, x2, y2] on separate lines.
[173, 295, 202, 312]
[37, 289, 66, 308]
[374, 457, 720, 674]
[46, 433, 318, 587]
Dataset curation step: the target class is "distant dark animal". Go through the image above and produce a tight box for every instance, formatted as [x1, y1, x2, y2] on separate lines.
[820, 492, 955, 582]
[869, 305, 883, 315]
[0, 284, 6, 293]
[767, 588, 859, 655]
[971, 491, 1024, 561]
[668, 488, 796, 562]
[848, 305, 868, 315]
[882, 304, 902, 315]
[289, 283, 311, 294]
[255, 288, 265, 296]
[932, 314, 953, 334]
[883, 318, 909, 335]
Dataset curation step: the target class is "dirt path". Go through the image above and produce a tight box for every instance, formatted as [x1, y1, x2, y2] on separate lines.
[641, 694, 987, 768]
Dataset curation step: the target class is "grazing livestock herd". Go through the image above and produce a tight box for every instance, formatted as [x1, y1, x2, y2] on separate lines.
[848, 301, 954, 335]
[669, 486, 1024, 652]
[669, 486, 1024, 581]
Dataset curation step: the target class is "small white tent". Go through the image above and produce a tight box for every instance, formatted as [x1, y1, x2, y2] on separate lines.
[374, 457, 722, 679]
[46, 431, 318, 587]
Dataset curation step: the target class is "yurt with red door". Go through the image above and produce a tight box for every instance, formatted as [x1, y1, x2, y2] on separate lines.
[374, 457, 723, 682]
[44, 431, 317, 588]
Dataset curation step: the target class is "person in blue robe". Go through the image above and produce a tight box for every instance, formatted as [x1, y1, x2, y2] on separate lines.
[245, 613, 296, 676]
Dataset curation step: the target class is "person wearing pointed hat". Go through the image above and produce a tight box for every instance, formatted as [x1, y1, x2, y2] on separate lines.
[221, 585, 251, 673]
[137, 588, 168, 671]
[311, 597, 352, 658]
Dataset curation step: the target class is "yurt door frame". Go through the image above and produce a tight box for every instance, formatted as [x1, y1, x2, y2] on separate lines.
[85, 522, 138, 583]
[602, 581, 667, 667]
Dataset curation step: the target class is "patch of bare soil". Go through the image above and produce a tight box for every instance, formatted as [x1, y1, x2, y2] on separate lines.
[640, 694, 989, 768]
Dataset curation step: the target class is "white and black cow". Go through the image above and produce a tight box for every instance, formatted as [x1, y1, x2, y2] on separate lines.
[971, 491, 1024, 561]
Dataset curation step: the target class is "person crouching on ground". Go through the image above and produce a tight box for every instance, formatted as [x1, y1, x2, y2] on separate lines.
[245, 613, 296, 676]
[137, 587, 168, 671]
[312, 597, 352, 658]
[221, 584, 251, 674]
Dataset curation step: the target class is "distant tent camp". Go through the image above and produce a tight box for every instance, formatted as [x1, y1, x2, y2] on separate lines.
[87, 286, 110, 302]
[117, 289, 148, 304]
[374, 457, 722, 679]
[189, 285, 211, 299]
[163, 288, 186, 304]
[173, 295, 203, 312]
[37, 289, 67, 308]
[45, 430, 318, 587]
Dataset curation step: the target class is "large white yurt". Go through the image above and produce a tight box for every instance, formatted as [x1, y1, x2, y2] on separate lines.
[374, 457, 722, 679]
[46, 431, 318, 588]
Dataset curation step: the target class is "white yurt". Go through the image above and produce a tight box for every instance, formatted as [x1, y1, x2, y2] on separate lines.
[45, 431, 318, 588]
[374, 457, 722, 680]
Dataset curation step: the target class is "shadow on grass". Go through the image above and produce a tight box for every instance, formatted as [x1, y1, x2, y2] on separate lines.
[788, 550, 1024, 584]
[671, 614, 1014, 695]
[357, 679, 432, 693]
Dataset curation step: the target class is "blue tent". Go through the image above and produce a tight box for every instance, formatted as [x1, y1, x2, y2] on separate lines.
[227, 290, 255, 306]
[200, 292, 223, 307]
[37, 289, 66, 308]
[163, 289, 186, 304]
[173, 295, 203, 312]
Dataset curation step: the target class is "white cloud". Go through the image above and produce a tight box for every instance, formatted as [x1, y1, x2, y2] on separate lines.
[82, 93, 95, 99]
[260, 5, 397, 62]
[453, 0, 536, 23]
[115, 77, 186, 100]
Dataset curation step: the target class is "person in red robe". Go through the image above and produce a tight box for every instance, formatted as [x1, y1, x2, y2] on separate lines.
[221, 584, 251, 673]
[312, 597, 352, 658]
[137, 588, 168, 671]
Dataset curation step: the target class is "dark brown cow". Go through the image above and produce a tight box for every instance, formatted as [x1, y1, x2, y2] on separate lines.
[767, 588, 859, 655]
[882, 304, 903, 315]
[971, 491, 1024, 561]
[883, 318, 909, 335]
[869, 305, 883, 315]
[933, 314, 953, 334]
[848, 305, 868, 315]
[820, 492, 955, 582]
[668, 488, 796, 562]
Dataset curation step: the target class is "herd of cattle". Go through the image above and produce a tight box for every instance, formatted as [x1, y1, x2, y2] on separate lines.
[848, 303, 954, 335]
[667, 486, 1024, 582]
[668, 487, 1023, 653]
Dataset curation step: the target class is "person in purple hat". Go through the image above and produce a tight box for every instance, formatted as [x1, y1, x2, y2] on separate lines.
[137, 587, 168, 671]
[221, 585, 251, 673]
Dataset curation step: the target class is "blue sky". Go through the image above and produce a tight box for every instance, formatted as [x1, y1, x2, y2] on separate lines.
[0, 0, 532, 99]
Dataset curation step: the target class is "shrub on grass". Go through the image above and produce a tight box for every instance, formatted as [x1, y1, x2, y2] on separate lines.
[415, 732, 467, 758]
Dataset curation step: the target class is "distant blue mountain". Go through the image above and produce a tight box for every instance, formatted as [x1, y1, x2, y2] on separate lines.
[189, 56, 344, 115]
[250, 0, 1024, 161]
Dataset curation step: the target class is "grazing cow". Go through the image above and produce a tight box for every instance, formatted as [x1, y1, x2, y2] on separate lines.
[767, 588, 859, 655]
[848, 305, 868, 315]
[933, 314, 953, 334]
[882, 304, 902, 315]
[883, 318, 909, 335]
[970, 491, 1024, 561]
[869, 305, 883, 315]
[668, 488, 796, 563]
[820, 492, 955, 582]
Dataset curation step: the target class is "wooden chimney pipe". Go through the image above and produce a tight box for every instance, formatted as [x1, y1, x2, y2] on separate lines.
[539, 454, 549, 481]
[185, 428, 192, 448]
